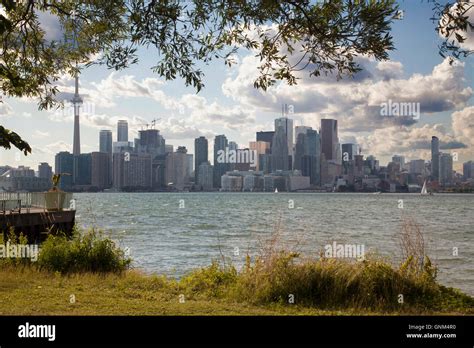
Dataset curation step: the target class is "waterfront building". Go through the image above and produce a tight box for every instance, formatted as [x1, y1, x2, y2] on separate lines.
[38, 163, 52, 181]
[213, 135, 229, 188]
[221, 174, 243, 191]
[341, 143, 358, 161]
[463, 161, 474, 180]
[275, 117, 294, 159]
[439, 153, 453, 186]
[117, 120, 129, 142]
[99, 130, 113, 155]
[73, 153, 92, 187]
[249, 141, 270, 171]
[271, 126, 289, 171]
[198, 161, 214, 191]
[55, 151, 74, 190]
[321, 119, 338, 162]
[256, 131, 275, 149]
[113, 152, 152, 190]
[165, 146, 190, 191]
[194, 136, 208, 184]
[392, 155, 405, 168]
[431, 136, 440, 181]
[0, 166, 49, 191]
[294, 132, 307, 171]
[295, 126, 312, 143]
[91, 152, 111, 190]
[409, 159, 425, 175]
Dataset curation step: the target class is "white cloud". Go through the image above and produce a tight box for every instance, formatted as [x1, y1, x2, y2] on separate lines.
[32, 130, 50, 139]
[222, 55, 472, 133]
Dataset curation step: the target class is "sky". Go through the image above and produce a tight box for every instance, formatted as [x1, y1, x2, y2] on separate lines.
[1, 1, 473, 173]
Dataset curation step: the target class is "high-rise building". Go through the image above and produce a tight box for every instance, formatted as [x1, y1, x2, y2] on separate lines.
[463, 161, 474, 180]
[113, 152, 152, 190]
[99, 130, 113, 155]
[306, 129, 321, 185]
[91, 152, 111, 190]
[256, 131, 275, 148]
[321, 119, 338, 161]
[117, 120, 129, 142]
[74, 153, 92, 186]
[409, 159, 425, 175]
[294, 132, 307, 171]
[136, 129, 166, 156]
[271, 126, 289, 171]
[392, 155, 405, 168]
[194, 136, 208, 184]
[249, 141, 271, 171]
[439, 153, 453, 186]
[295, 126, 312, 143]
[213, 135, 229, 188]
[275, 117, 294, 159]
[198, 162, 214, 191]
[431, 136, 440, 180]
[38, 163, 52, 181]
[165, 146, 190, 191]
[341, 143, 358, 162]
[55, 151, 74, 190]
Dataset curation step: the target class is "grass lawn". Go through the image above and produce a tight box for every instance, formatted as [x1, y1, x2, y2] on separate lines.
[0, 266, 472, 316]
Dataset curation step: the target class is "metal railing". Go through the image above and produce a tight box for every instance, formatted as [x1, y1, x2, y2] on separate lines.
[0, 192, 74, 214]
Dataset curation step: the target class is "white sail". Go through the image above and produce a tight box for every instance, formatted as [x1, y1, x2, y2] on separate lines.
[421, 180, 428, 195]
[274, 188, 278, 193]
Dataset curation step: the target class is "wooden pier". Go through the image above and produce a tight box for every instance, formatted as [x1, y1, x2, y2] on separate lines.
[0, 192, 76, 243]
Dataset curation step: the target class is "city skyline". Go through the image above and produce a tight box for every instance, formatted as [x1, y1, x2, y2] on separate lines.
[0, 2, 473, 172]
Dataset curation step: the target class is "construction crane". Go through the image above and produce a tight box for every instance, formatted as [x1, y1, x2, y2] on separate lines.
[139, 118, 161, 130]
[150, 118, 161, 129]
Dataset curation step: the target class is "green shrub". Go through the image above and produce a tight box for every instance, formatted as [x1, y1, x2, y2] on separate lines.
[179, 261, 237, 299]
[37, 228, 131, 273]
[0, 228, 31, 267]
[232, 252, 444, 311]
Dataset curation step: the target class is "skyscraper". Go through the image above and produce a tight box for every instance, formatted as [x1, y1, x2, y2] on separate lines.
[321, 119, 338, 161]
[91, 152, 111, 190]
[117, 120, 129, 142]
[165, 146, 190, 191]
[72, 73, 82, 156]
[99, 130, 113, 155]
[341, 143, 358, 161]
[194, 136, 208, 184]
[275, 117, 294, 159]
[271, 126, 289, 171]
[294, 132, 307, 171]
[463, 161, 474, 180]
[431, 136, 440, 181]
[295, 126, 312, 143]
[74, 153, 92, 186]
[55, 151, 74, 191]
[38, 162, 52, 181]
[256, 131, 275, 148]
[213, 135, 229, 188]
[439, 153, 453, 186]
[198, 162, 214, 191]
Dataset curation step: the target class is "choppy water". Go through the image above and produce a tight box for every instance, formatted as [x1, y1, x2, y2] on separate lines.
[74, 192, 473, 295]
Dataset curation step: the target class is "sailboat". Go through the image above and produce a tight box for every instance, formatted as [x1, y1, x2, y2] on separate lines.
[420, 180, 429, 195]
[274, 188, 278, 193]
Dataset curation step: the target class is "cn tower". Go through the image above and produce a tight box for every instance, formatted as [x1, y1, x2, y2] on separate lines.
[72, 72, 82, 156]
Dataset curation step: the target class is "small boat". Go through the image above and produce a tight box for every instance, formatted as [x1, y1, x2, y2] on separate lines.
[373, 191, 382, 195]
[274, 188, 278, 193]
[420, 180, 429, 195]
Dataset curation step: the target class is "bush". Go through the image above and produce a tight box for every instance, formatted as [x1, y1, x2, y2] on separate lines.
[37, 228, 131, 273]
[175, 251, 472, 313]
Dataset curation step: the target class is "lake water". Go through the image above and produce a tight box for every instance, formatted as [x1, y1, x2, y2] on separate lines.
[74, 192, 474, 295]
